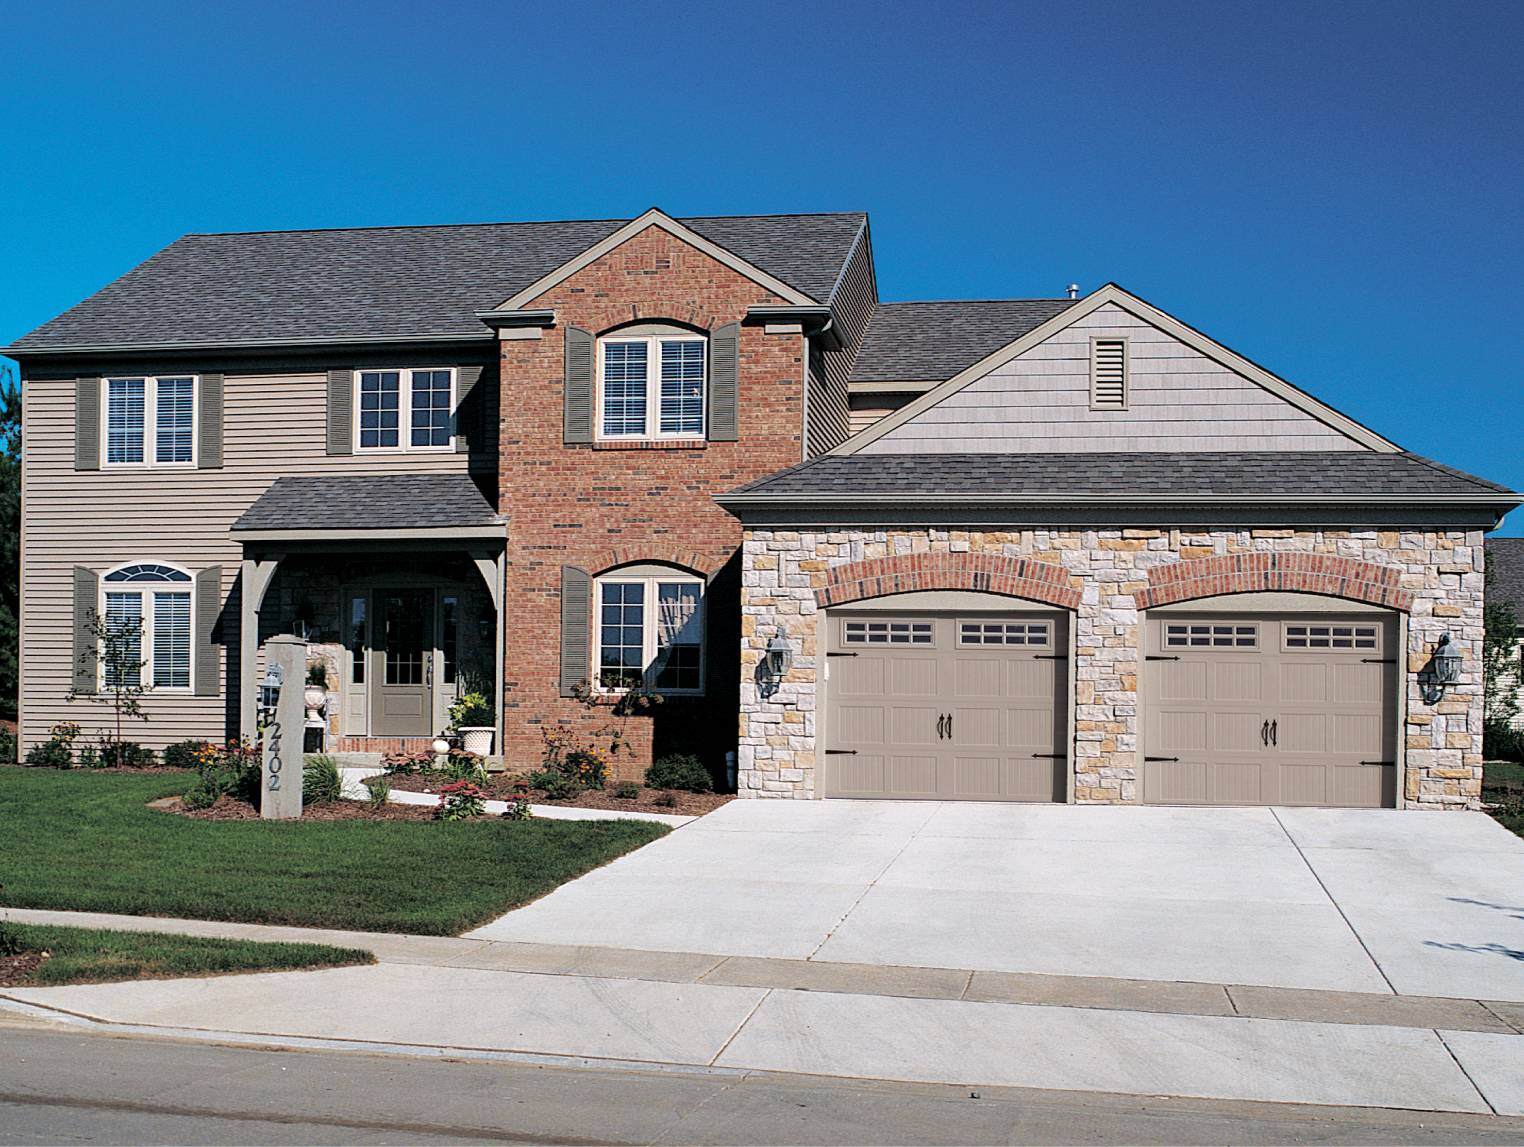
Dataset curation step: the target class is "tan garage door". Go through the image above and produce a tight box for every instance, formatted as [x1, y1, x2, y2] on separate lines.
[1142, 614, 1398, 807]
[822, 612, 1067, 801]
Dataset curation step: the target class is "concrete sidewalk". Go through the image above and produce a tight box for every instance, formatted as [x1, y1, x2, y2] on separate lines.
[5, 907, 1524, 1116]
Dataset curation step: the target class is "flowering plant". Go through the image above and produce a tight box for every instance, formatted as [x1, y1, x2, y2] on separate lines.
[436, 780, 487, 821]
[501, 780, 533, 821]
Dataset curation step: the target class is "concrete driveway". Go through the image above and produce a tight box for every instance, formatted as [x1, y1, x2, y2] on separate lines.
[469, 800, 1524, 1001]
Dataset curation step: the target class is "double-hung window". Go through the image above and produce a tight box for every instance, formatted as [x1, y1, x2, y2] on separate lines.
[595, 571, 705, 693]
[356, 368, 455, 451]
[101, 562, 194, 690]
[598, 334, 706, 439]
[104, 376, 196, 466]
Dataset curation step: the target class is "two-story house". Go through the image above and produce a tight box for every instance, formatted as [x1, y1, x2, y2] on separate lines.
[9, 207, 1518, 808]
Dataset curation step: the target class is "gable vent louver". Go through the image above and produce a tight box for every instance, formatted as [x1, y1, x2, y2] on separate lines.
[1091, 339, 1127, 409]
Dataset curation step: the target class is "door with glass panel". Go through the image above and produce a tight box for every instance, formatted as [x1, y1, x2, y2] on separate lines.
[370, 589, 435, 735]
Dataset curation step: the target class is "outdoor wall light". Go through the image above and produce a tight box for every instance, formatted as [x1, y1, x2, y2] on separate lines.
[759, 628, 793, 699]
[1420, 632, 1464, 705]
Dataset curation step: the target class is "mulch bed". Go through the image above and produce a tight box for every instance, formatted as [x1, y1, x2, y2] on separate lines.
[155, 795, 438, 822]
[0, 951, 49, 987]
[383, 772, 733, 816]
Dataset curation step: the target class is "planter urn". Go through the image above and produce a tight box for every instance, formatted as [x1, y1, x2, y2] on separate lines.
[460, 726, 494, 756]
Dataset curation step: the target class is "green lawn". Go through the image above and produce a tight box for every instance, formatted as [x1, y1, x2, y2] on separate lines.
[2, 922, 372, 986]
[0, 769, 667, 935]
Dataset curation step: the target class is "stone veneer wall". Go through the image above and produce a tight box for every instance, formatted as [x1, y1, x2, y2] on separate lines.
[738, 528, 1485, 808]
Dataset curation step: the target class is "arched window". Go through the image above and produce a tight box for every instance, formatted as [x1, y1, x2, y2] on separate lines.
[597, 324, 707, 440]
[593, 563, 705, 694]
[101, 561, 194, 690]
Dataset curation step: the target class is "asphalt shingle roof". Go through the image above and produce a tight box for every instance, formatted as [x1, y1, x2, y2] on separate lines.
[11, 212, 866, 351]
[851, 299, 1077, 384]
[724, 451, 1517, 501]
[233, 474, 501, 533]
[1488, 538, 1524, 619]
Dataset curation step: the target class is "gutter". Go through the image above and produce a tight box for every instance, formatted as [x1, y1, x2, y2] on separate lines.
[2, 332, 495, 357]
[715, 491, 1521, 507]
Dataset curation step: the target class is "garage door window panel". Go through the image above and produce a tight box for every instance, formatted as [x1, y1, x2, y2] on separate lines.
[1164, 623, 1258, 649]
[843, 619, 934, 646]
[1284, 623, 1379, 651]
[958, 620, 1051, 648]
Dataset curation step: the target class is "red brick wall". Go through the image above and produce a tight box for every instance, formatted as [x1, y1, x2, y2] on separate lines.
[498, 226, 807, 783]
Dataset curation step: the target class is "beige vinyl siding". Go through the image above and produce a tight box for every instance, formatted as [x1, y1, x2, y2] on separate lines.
[848, 391, 915, 436]
[862, 303, 1365, 454]
[806, 226, 877, 457]
[19, 372, 483, 751]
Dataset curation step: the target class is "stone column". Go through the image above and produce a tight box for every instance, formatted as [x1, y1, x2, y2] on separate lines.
[261, 635, 306, 820]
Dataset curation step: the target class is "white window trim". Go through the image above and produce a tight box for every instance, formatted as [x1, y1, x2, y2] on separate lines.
[595, 334, 708, 441]
[101, 375, 199, 469]
[592, 572, 706, 696]
[99, 560, 196, 693]
[353, 367, 457, 453]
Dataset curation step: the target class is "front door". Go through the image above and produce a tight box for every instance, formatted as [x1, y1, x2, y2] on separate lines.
[371, 588, 435, 736]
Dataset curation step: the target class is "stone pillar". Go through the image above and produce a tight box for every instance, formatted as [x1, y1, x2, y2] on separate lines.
[261, 635, 306, 820]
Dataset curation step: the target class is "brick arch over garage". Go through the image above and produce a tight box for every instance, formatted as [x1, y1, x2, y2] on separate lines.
[816, 554, 1082, 609]
[1134, 553, 1413, 611]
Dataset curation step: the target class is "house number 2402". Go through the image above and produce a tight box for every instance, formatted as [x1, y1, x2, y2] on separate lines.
[266, 720, 283, 790]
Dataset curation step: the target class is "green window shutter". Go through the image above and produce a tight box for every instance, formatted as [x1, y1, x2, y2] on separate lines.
[198, 373, 224, 468]
[326, 369, 353, 455]
[563, 327, 594, 444]
[72, 566, 99, 694]
[454, 364, 483, 454]
[194, 565, 222, 697]
[708, 323, 739, 441]
[75, 378, 100, 471]
[559, 565, 591, 697]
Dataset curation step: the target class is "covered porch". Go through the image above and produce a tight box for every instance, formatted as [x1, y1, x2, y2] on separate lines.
[232, 474, 506, 757]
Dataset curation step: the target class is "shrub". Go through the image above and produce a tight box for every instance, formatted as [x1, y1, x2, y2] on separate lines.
[383, 749, 437, 776]
[98, 741, 156, 769]
[363, 774, 392, 810]
[448, 691, 494, 730]
[613, 781, 641, 800]
[444, 750, 489, 784]
[436, 780, 486, 820]
[24, 738, 73, 768]
[183, 740, 261, 809]
[651, 791, 678, 808]
[162, 740, 211, 770]
[529, 770, 580, 801]
[77, 746, 102, 769]
[0, 924, 24, 957]
[1485, 720, 1524, 764]
[501, 782, 533, 821]
[645, 754, 712, 793]
[0, 727, 16, 764]
[540, 729, 608, 789]
[302, 754, 344, 805]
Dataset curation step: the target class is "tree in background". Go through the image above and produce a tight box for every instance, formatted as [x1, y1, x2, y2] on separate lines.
[0, 365, 17, 722]
[1483, 564, 1520, 730]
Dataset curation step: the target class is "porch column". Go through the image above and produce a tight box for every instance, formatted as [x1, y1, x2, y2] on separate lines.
[238, 553, 284, 742]
[469, 547, 507, 760]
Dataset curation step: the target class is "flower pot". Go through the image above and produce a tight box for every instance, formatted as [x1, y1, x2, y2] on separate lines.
[303, 685, 326, 722]
[460, 726, 494, 756]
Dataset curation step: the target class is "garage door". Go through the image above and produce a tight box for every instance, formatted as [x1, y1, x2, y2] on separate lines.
[1142, 614, 1398, 807]
[822, 612, 1067, 801]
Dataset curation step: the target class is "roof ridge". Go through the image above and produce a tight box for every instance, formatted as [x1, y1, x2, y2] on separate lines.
[185, 210, 869, 240]
[875, 298, 1075, 306]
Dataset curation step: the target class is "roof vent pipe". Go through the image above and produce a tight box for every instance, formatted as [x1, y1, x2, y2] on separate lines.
[1066, 283, 1080, 300]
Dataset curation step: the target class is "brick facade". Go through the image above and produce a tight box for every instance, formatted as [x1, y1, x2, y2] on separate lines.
[739, 526, 1485, 808]
[497, 226, 810, 780]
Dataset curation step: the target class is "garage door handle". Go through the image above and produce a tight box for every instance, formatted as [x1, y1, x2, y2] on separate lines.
[946, 713, 953, 739]
[1144, 756, 1180, 762]
[936, 714, 945, 740]
[826, 651, 858, 658]
[824, 749, 857, 755]
[1361, 658, 1395, 664]
[1261, 720, 1270, 747]
[1270, 719, 1277, 746]
[1146, 655, 1180, 661]
[1035, 654, 1067, 660]
[1360, 760, 1395, 766]
[1031, 753, 1065, 759]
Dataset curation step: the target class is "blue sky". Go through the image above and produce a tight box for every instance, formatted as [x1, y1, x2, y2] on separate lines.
[4, 1, 1521, 530]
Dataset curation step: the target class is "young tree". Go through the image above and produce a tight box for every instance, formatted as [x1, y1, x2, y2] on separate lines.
[67, 608, 150, 750]
[0, 364, 17, 722]
[1483, 564, 1520, 728]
